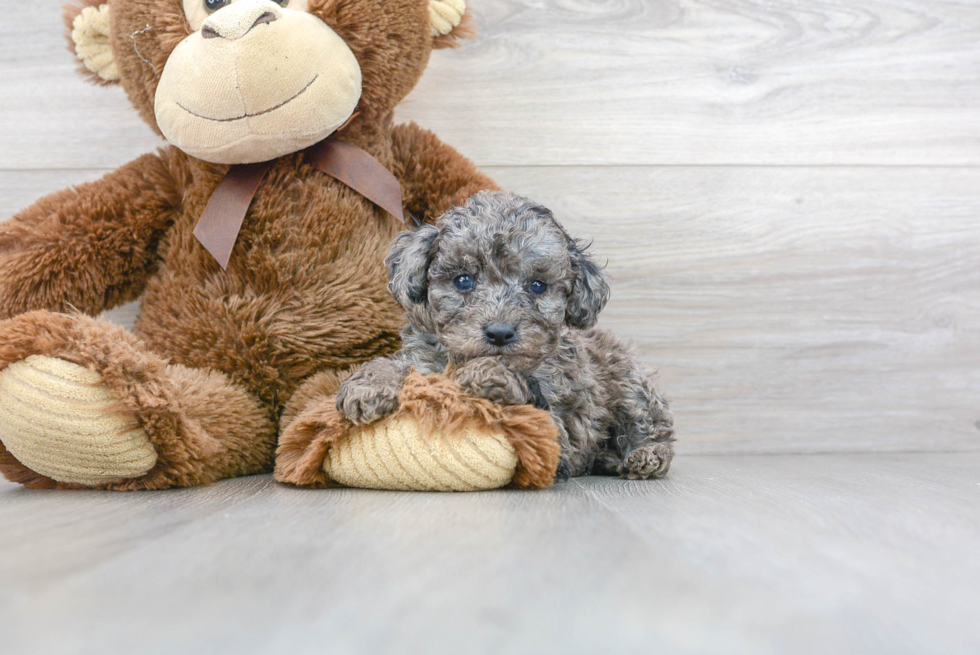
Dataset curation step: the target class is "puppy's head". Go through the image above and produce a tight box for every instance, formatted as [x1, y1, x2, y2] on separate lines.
[386, 191, 610, 370]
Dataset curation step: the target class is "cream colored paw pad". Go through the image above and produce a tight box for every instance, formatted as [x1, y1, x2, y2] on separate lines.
[324, 415, 519, 492]
[0, 355, 157, 485]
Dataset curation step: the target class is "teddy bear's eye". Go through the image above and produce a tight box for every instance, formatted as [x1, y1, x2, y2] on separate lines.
[453, 274, 474, 292]
[204, 0, 231, 13]
[529, 280, 548, 295]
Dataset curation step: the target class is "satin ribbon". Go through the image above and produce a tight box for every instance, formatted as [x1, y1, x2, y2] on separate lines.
[193, 136, 405, 270]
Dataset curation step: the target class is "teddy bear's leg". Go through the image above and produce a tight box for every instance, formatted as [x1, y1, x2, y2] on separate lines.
[0, 311, 275, 490]
[275, 369, 562, 490]
[280, 368, 354, 433]
[274, 369, 353, 487]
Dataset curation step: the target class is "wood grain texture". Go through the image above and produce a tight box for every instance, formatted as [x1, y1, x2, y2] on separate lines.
[1, 454, 978, 654]
[489, 166, 980, 453]
[2, 1, 980, 168]
[404, 0, 980, 165]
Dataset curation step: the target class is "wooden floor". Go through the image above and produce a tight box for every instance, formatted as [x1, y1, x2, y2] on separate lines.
[2, 454, 978, 654]
[1, 1, 979, 652]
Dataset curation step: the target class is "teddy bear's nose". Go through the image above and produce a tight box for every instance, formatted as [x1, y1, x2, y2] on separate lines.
[484, 323, 518, 347]
[202, 2, 280, 41]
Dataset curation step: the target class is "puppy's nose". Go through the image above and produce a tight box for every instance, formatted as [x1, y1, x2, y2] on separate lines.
[484, 323, 517, 347]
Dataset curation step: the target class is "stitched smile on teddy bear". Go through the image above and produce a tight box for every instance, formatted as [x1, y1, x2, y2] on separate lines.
[174, 74, 320, 123]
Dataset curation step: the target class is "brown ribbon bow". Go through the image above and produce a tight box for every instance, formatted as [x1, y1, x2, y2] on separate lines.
[193, 136, 406, 270]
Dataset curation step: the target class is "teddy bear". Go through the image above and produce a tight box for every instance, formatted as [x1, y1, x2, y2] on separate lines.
[0, 0, 559, 491]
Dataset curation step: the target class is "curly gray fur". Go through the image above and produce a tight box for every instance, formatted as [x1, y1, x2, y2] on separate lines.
[336, 191, 674, 479]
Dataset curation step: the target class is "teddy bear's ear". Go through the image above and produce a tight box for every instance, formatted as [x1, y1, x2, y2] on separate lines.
[64, 1, 121, 85]
[430, 0, 475, 49]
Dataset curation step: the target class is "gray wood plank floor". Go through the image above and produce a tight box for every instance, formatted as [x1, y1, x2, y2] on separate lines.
[2, 453, 978, 654]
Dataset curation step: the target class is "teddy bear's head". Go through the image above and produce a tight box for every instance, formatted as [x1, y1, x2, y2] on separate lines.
[65, 0, 472, 164]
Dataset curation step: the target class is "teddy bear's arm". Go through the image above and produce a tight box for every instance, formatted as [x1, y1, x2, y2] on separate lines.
[391, 122, 500, 223]
[0, 152, 180, 320]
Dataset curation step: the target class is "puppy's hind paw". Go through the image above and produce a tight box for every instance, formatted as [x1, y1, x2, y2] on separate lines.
[621, 442, 673, 480]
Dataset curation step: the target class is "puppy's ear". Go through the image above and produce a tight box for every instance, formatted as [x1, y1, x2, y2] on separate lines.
[566, 240, 610, 329]
[386, 224, 440, 309]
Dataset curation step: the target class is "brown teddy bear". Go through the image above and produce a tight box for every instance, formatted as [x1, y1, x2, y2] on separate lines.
[0, 0, 559, 491]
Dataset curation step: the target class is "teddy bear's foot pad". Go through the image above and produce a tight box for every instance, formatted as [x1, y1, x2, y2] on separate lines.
[0, 355, 157, 486]
[325, 415, 520, 491]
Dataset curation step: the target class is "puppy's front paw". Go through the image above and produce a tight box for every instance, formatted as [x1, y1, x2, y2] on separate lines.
[336, 373, 400, 425]
[621, 442, 674, 480]
[455, 358, 530, 405]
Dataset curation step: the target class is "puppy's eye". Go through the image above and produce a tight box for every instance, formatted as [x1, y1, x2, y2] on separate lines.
[529, 280, 548, 295]
[453, 274, 474, 292]
[204, 0, 231, 13]
[270, 0, 289, 5]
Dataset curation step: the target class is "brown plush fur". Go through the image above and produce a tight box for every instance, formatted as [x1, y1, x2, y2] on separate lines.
[275, 370, 560, 489]
[0, 0, 498, 489]
[0, 312, 276, 490]
[432, 10, 477, 50]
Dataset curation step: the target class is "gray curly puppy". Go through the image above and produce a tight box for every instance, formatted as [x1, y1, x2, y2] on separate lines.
[336, 191, 674, 480]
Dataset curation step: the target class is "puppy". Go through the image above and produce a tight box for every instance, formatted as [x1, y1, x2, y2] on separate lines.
[336, 191, 674, 479]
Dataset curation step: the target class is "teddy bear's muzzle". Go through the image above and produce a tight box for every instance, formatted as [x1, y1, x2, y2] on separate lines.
[154, 0, 362, 165]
